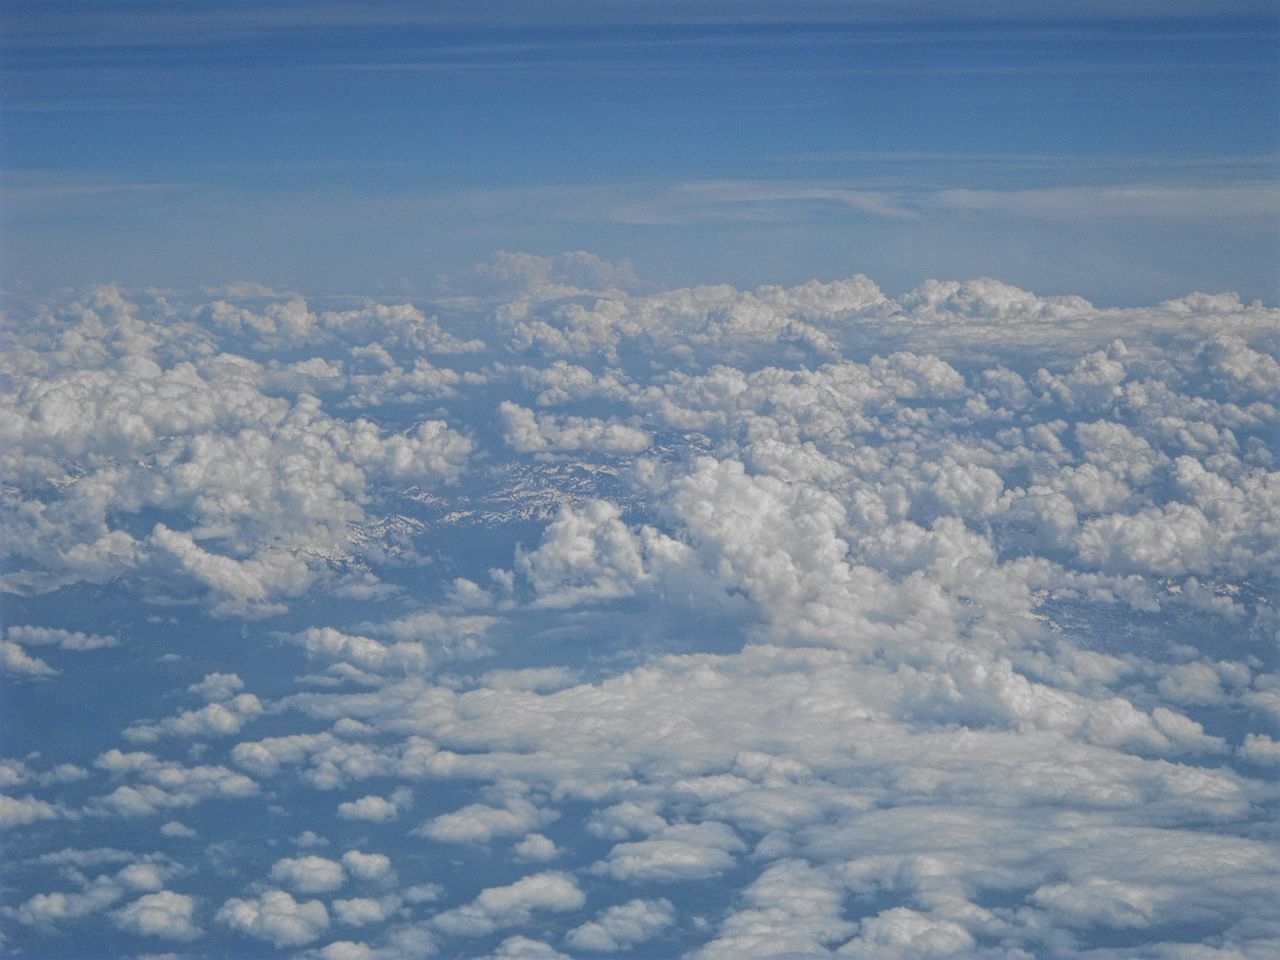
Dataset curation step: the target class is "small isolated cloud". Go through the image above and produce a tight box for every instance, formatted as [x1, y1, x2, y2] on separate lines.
[336, 794, 397, 821]
[187, 672, 244, 701]
[113, 891, 202, 940]
[337, 788, 411, 822]
[2, 640, 58, 677]
[512, 833, 561, 862]
[6, 626, 118, 650]
[217, 889, 330, 947]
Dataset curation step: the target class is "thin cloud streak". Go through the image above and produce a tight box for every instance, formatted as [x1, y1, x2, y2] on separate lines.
[5, 1, 1275, 50]
[437, 178, 1280, 226]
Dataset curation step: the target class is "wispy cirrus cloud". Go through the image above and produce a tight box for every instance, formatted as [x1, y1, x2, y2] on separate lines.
[5, 1, 1274, 50]
[934, 181, 1280, 222]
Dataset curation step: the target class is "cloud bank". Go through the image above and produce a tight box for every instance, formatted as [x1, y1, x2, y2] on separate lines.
[2, 261, 1277, 958]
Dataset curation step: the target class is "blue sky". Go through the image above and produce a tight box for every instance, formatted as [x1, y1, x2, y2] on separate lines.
[2, 0, 1277, 303]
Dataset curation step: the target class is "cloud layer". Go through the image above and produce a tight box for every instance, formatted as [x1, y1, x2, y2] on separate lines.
[2, 263, 1277, 958]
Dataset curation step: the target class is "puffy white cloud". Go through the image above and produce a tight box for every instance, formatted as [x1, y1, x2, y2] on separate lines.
[898, 277, 1094, 326]
[1156, 661, 1230, 706]
[485, 935, 571, 960]
[216, 889, 330, 947]
[515, 499, 692, 608]
[356, 610, 497, 662]
[593, 822, 744, 882]
[115, 862, 169, 892]
[89, 750, 257, 816]
[113, 891, 201, 940]
[565, 897, 675, 952]
[511, 833, 561, 862]
[474, 250, 639, 296]
[585, 801, 667, 841]
[123, 693, 263, 743]
[28, 847, 138, 868]
[331, 896, 399, 927]
[269, 855, 347, 894]
[340, 850, 394, 883]
[479, 667, 578, 692]
[317, 300, 485, 355]
[1, 298, 472, 615]
[5, 272, 1279, 959]
[0, 758, 86, 788]
[187, 672, 244, 701]
[338, 357, 469, 408]
[403, 883, 444, 904]
[498, 402, 651, 455]
[840, 907, 975, 958]
[291, 627, 429, 676]
[693, 860, 852, 959]
[231, 732, 340, 779]
[14, 858, 180, 931]
[2, 640, 58, 677]
[337, 793, 404, 822]
[1238, 734, 1280, 766]
[432, 872, 585, 937]
[512, 360, 633, 406]
[0, 793, 61, 827]
[317, 941, 376, 960]
[15, 879, 127, 928]
[230, 730, 435, 788]
[1203, 333, 1280, 396]
[417, 796, 556, 845]
[5, 625, 118, 650]
[488, 272, 894, 362]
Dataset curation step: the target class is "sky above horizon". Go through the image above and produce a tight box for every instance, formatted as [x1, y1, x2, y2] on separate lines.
[2, 1, 1278, 304]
